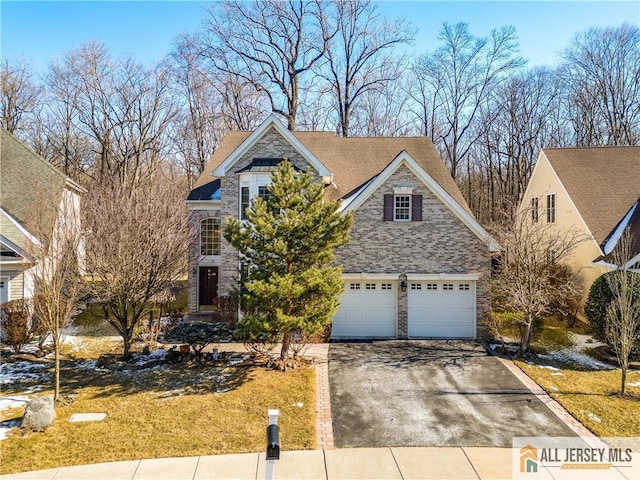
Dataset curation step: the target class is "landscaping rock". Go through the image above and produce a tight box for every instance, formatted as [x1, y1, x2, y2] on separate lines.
[21, 395, 56, 430]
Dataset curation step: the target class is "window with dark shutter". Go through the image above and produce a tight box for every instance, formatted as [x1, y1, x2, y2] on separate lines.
[411, 194, 422, 221]
[383, 194, 394, 221]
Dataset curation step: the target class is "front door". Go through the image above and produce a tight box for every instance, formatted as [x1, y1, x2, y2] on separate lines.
[198, 267, 219, 309]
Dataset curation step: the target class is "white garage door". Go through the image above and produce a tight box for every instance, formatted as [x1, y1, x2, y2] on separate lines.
[408, 281, 475, 338]
[332, 281, 396, 339]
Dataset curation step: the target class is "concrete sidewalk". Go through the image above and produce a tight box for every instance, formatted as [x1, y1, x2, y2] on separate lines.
[1, 446, 516, 480]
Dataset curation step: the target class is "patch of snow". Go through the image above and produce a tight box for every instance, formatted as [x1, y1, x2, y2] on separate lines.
[292, 402, 304, 408]
[149, 349, 168, 358]
[76, 360, 98, 370]
[0, 361, 49, 385]
[627, 381, 640, 387]
[570, 333, 605, 350]
[0, 419, 21, 441]
[539, 350, 614, 370]
[538, 365, 560, 371]
[550, 386, 559, 391]
[551, 372, 564, 376]
[588, 412, 601, 423]
[0, 396, 30, 412]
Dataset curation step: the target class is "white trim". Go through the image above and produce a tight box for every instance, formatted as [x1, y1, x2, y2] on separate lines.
[339, 151, 498, 251]
[406, 273, 480, 281]
[342, 273, 401, 281]
[342, 272, 480, 281]
[393, 186, 414, 195]
[186, 201, 221, 210]
[0, 235, 30, 259]
[602, 200, 638, 255]
[0, 207, 41, 248]
[212, 115, 331, 178]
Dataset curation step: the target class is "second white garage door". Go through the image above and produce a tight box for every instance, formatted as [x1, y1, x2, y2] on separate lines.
[332, 281, 396, 339]
[408, 281, 476, 338]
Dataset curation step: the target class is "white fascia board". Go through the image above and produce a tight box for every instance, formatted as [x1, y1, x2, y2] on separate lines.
[626, 253, 640, 271]
[186, 200, 221, 211]
[603, 200, 638, 255]
[341, 151, 497, 250]
[212, 114, 331, 178]
[0, 235, 30, 259]
[519, 150, 546, 213]
[342, 273, 401, 280]
[0, 207, 41, 248]
[64, 178, 87, 195]
[406, 273, 480, 281]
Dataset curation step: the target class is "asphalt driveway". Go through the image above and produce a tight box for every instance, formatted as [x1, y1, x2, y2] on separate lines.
[329, 340, 576, 448]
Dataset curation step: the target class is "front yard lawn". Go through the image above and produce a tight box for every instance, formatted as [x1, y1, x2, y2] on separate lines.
[0, 343, 315, 475]
[517, 361, 640, 437]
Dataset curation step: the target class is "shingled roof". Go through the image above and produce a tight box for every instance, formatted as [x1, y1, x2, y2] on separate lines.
[191, 127, 471, 214]
[543, 146, 640, 245]
[0, 129, 83, 249]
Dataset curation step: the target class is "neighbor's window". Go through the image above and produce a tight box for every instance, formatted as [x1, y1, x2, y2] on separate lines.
[394, 195, 411, 221]
[200, 218, 221, 256]
[240, 186, 250, 220]
[531, 197, 539, 223]
[546, 193, 556, 223]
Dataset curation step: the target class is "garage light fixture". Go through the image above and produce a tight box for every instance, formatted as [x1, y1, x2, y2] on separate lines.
[400, 280, 407, 292]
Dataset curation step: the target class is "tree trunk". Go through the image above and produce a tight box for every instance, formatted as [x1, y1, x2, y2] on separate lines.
[621, 367, 627, 395]
[520, 314, 533, 354]
[54, 342, 60, 401]
[280, 330, 291, 361]
[123, 335, 131, 360]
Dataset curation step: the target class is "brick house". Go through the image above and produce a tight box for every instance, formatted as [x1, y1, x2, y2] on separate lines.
[186, 116, 495, 339]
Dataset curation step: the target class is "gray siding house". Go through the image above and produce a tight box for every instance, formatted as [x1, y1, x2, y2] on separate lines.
[186, 116, 494, 339]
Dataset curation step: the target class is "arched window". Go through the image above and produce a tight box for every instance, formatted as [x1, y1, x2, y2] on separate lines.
[200, 218, 221, 256]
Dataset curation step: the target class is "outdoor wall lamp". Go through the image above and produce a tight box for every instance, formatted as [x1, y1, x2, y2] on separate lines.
[400, 280, 407, 292]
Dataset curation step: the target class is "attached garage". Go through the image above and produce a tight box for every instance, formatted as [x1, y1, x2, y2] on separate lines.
[408, 281, 476, 338]
[332, 280, 396, 338]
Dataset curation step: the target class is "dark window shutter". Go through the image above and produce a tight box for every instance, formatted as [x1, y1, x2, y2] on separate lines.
[383, 194, 393, 221]
[411, 194, 422, 221]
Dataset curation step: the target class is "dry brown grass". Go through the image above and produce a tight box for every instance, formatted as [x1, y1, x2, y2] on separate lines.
[0, 353, 315, 474]
[517, 361, 640, 437]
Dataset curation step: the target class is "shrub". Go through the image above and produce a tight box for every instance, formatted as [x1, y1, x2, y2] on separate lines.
[164, 321, 233, 353]
[585, 271, 640, 344]
[213, 294, 240, 328]
[1, 299, 34, 354]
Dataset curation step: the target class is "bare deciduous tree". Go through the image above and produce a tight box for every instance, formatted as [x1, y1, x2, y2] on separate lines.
[83, 173, 192, 358]
[46, 42, 177, 188]
[322, 0, 414, 137]
[493, 208, 585, 353]
[1, 58, 41, 135]
[27, 186, 85, 400]
[413, 23, 525, 179]
[200, 0, 335, 130]
[560, 23, 640, 146]
[605, 230, 640, 395]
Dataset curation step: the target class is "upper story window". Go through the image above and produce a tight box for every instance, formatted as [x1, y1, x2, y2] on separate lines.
[531, 197, 539, 223]
[239, 172, 272, 220]
[241, 187, 250, 220]
[383, 192, 422, 222]
[200, 218, 221, 256]
[546, 193, 556, 223]
[395, 195, 411, 221]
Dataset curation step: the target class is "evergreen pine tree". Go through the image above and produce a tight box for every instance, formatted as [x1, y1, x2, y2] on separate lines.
[224, 160, 352, 361]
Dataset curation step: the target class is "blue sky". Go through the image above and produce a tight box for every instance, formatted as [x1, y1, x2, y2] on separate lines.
[1, 1, 639, 74]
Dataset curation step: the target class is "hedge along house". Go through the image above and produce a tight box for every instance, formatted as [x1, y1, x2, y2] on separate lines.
[186, 116, 496, 339]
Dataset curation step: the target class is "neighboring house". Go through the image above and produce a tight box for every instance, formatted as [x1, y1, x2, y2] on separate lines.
[520, 146, 640, 298]
[187, 116, 495, 340]
[0, 129, 86, 304]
